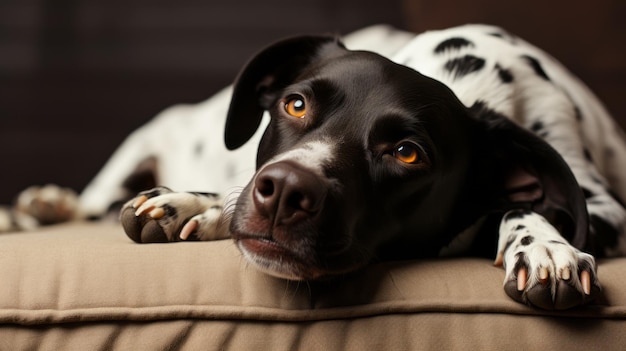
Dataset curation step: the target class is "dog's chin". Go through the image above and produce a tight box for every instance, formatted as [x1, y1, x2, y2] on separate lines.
[236, 237, 360, 281]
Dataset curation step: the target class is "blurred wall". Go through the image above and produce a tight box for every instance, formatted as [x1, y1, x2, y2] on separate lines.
[1, 0, 624, 204]
[0, 0, 405, 203]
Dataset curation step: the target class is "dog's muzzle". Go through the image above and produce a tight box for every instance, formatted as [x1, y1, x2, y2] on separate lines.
[230, 158, 364, 280]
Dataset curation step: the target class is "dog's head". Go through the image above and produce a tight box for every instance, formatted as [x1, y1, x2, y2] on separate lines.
[224, 36, 588, 280]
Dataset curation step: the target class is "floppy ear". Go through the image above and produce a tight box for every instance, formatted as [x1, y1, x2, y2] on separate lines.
[224, 35, 345, 150]
[470, 104, 589, 249]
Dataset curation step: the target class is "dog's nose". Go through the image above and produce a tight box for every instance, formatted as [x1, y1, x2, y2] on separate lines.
[253, 162, 326, 226]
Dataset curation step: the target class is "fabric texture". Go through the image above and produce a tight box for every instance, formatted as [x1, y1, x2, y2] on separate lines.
[1, 223, 625, 350]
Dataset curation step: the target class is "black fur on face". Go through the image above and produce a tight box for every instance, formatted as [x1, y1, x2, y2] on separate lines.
[224, 36, 587, 280]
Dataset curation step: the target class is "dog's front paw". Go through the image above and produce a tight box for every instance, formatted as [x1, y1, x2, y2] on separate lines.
[120, 187, 228, 243]
[15, 184, 79, 225]
[497, 211, 601, 310]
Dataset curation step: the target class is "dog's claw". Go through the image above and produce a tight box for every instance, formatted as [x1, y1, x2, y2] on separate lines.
[560, 267, 571, 280]
[133, 195, 148, 208]
[135, 203, 156, 219]
[539, 267, 549, 285]
[581, 270, 591, 295]
[517, 267, 527, 291]
[180, 219, 198, 240]
[149, 207, 165, 219]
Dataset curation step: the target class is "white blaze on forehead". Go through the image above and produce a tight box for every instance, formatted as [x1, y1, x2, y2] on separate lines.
[261, 140, 335, 176]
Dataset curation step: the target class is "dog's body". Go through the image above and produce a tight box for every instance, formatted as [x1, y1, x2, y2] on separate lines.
[6, 25, 626, 310]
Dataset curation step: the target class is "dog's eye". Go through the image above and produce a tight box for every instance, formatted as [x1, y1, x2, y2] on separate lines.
[393, 143, 421, 164]
[284, 96, 307, 118]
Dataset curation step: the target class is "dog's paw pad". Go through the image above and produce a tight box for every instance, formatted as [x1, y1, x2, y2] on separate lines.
[498, 211, 601, 309]
[15, 184, 79, 225]
[120, 188, 225, 243]
[120, 204, 169, 243]
[503, 249, 600, 310]
[120, 192, 183, 243]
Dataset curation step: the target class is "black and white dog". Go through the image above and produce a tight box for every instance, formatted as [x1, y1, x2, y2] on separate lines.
[6, 25, 626, 310]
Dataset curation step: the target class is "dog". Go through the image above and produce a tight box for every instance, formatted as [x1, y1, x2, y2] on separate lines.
[5, 24, 626, 310]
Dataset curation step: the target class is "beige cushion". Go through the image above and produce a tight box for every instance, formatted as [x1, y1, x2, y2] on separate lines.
[1, 223, 625, 349]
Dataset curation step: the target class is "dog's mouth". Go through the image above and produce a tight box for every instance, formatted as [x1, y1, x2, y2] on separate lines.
[233, 230, 367, 281]
[235, 235, 330, 280]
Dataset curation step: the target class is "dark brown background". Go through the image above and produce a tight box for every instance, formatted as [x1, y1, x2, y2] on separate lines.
[1, 0, 625, 204]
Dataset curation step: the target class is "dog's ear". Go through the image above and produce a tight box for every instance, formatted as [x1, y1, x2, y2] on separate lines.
[224, 35, 345, 150]
[470, 103, 589, 249]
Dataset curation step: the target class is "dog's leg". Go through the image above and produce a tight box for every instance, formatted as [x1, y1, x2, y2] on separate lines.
[119, 186, 230, 243]
[0, 184, 81, 233]
[78, 122, 168, 219]
[4, 116, 164, 233]
[3, 138, 157, 233]
[495, 210, 601, 310]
